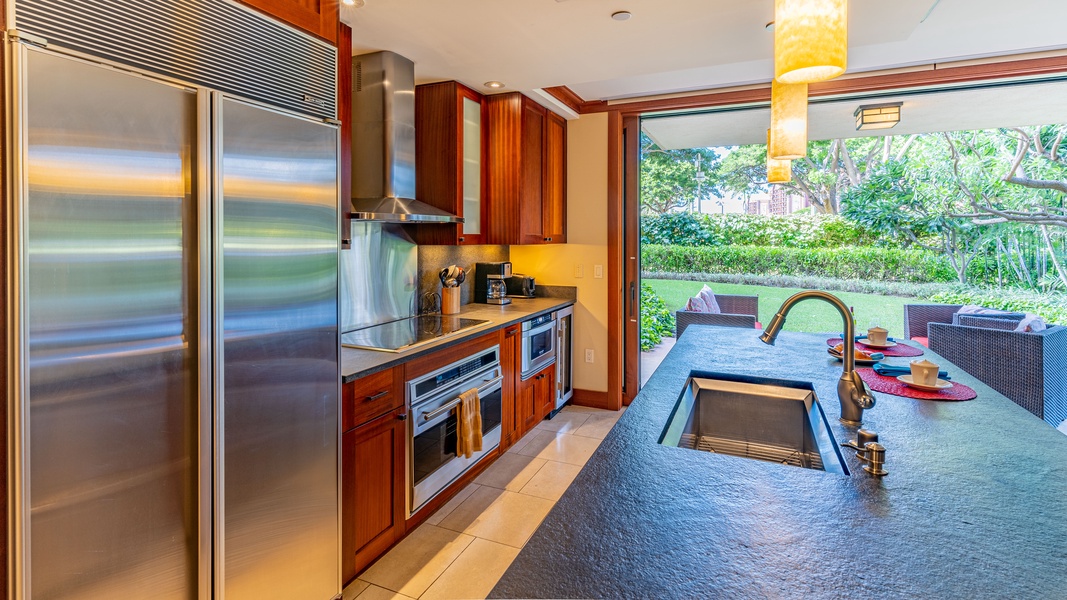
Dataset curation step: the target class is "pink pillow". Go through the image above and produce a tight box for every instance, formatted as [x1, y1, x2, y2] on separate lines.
[697, 285, 721, 314]
[685, 295, 708, 312]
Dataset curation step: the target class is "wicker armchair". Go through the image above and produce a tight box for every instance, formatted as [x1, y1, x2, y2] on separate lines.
[676, 294, 759, 338]
[929, 322, 1067, 426]
[903, 303, 963, 340]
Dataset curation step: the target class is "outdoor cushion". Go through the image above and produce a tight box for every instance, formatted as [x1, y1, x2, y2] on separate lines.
[696, 285, 721, 314]
[685, 294, 708, 312]
[912, 336, 929, 347]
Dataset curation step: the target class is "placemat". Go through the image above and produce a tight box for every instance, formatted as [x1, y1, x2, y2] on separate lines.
[857, 368, 977, 401]
[826, 338, 924, 357]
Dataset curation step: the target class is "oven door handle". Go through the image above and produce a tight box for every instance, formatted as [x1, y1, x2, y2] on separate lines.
[420, 375, 505, 423]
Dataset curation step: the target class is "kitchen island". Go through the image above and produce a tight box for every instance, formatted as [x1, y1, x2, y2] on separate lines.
[491, 326, 1067, 598]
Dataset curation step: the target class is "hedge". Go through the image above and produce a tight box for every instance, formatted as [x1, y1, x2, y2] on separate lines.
[640, 213, 885, 249]
[642, 244, 956, 283]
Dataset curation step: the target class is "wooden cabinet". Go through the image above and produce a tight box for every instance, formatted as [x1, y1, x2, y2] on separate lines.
[516, 363, 555, 438]
[238, 0, 339, 44]
[341, 366, 406, 584]
[485, 93, 567, 245]
[342, 407, 407, 583]
[414, 81, 488, 245]
[500, 325, 521, 450]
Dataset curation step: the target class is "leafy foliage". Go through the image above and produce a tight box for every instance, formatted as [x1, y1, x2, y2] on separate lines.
[640, 133, 721, 215]
[641, 213, 880, 248]
[640, 283, 676, 351]
[642, 244, 955, 283]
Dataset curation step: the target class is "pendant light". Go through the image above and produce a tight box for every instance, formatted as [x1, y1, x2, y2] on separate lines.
[766, 130, 792, 183]
[770, 80, 808, 160]
[774, 0, 847, 84]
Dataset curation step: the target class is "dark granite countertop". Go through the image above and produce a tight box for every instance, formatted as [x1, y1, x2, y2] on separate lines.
[341, 296, 574, 383]
[491, 326, 1067, 599]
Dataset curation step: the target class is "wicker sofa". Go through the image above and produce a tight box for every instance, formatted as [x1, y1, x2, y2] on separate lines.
[676, 294, 759, 338]
[906, 304, 1067, 426]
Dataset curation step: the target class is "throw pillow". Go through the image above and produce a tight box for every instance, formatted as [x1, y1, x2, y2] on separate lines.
[685, 294, 708, 313]
[697, 285, 721, 314]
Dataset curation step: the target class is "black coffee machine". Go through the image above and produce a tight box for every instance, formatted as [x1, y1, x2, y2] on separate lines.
[474, 262, 512, 305]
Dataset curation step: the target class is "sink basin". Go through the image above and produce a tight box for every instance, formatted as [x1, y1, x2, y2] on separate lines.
[659, 372, 849, 475]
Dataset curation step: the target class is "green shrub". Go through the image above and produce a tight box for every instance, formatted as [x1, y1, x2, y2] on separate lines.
[640, 212, 719, 247]
[642, 270, 968, 299]
[640, 213, 884, 249]
[640, 283, 676, 351]
[929, 288, 1067, 324]
[642, 244, 955, 283]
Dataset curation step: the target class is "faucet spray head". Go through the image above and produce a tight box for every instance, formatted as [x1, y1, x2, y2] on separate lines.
[759, 313, 787, 345]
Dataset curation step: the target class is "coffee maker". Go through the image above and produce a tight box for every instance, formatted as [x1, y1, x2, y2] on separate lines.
[474, 262, 512, 305]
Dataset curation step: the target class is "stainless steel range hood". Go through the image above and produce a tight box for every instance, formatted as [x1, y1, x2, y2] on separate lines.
[351, 51, 463, 223]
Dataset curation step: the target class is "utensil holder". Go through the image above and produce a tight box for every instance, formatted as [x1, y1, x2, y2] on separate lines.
[442, 287, 460, 315]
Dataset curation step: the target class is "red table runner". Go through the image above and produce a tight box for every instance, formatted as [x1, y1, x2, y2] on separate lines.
[826, 338, 924, 357]
[857, 368, 977, 401]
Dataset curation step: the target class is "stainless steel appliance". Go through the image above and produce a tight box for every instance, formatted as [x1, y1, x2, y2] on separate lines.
[7, 1, 340, 598]
[506, 275, 536, 298]
[408, 346, 503, 514]
[342, 315, 491, 352]
[475, 261, 513, 305]
[341, 222, 419, 332]
[521, 313, 557, 379]
[554, 305, 575, 411]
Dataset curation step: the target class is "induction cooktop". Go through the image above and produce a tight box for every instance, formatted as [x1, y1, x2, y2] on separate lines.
[341, 315, 492, 352]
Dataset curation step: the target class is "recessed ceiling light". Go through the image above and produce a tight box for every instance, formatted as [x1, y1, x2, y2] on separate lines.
[342, 0, 364, 6]
[765, 21, 775, 31]
[611, 11, 632, 21]
[484, 81, 505, 89]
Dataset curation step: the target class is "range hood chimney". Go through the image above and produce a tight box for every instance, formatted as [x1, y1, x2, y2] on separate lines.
[350, 51, 463, 223]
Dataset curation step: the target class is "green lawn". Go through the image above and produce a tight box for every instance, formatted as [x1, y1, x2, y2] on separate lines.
[646, 279, 911, 339]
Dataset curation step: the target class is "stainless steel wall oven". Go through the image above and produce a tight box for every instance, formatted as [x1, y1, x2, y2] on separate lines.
[408, 346, 503, 514]
[521, 313, 557, 379]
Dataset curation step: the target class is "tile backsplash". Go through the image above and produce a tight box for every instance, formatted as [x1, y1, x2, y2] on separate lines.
[418, 245, 509, 307]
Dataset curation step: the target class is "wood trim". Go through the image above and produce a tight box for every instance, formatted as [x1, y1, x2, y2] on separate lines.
[622, 115, 641, 405]
[570, 388, 615, 411]
[543, 86, 607, 114]
[556, 54, 1067, 116]
[605, 110, 624, 411]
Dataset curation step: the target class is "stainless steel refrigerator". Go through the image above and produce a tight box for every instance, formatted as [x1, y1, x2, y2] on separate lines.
[7, 1, 341, 598]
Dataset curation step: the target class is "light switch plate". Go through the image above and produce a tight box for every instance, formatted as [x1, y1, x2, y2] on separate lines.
[594, 264, 603, 278]
[574, 264, 584, 278]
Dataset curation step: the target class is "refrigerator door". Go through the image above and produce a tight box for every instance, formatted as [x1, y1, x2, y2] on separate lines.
[18, 49, 205, 598]
[217, 97, 340, 599]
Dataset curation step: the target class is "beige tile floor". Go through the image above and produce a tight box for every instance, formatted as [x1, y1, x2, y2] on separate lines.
[344, 405, 625, 600]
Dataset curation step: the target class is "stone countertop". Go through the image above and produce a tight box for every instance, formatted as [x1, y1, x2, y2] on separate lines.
[341, 297, 574, 383]
[490, 326, 1067, 599]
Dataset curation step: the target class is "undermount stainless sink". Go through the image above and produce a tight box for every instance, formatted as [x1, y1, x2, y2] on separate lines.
[660, 373, 849, 474]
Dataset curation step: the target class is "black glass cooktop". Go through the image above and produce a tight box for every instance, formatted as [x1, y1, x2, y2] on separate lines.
[341, 315, 492, 352]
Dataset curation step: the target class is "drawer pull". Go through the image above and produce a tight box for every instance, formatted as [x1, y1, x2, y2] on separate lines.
[365, 391, 389, 402]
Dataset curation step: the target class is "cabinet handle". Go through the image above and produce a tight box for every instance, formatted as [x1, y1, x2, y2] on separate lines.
[365, 391, 389, 402]
[397, 413, 408, 421]
[544, 237, 552, 242]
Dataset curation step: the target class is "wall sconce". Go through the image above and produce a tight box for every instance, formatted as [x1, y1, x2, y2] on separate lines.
[770, 80, 808, 159]
[855, 102, 903, 130]
[774, 0, 848, 84]
[767, 129, 792, 183]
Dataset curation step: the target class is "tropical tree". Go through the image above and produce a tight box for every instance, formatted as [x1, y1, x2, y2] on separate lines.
[640, 133, 721, 215]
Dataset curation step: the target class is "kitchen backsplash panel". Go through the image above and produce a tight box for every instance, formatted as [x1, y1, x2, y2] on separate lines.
[418, 244, 509, 306]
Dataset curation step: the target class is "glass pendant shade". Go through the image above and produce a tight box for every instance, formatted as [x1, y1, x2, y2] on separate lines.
[770, 80, 808, 159]
[774, 0, 847, 84]
[766, 130, 792, 183]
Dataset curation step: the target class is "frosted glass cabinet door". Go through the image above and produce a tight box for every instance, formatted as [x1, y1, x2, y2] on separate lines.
[462, 95, 482, 237]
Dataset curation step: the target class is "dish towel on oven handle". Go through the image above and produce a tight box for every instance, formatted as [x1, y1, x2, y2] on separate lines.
[456, 387, 483, 459]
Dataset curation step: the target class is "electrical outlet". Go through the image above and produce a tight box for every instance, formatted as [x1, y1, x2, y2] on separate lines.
[594, 264, 604, 279]
[574, 264, 584, 278]
[585, 349, 594, 363]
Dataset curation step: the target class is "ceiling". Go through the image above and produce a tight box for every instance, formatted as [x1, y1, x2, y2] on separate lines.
[641, 79, 1067, 149]
[340, 0, 1067, 105]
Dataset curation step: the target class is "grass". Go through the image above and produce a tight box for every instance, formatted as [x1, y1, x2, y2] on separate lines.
[646, 278, 911, 339]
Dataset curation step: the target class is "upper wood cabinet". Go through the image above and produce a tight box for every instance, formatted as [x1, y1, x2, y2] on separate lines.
[485, 93, 567, 245]
[237, 0, 339, 44]
[414, 81, 488, 245]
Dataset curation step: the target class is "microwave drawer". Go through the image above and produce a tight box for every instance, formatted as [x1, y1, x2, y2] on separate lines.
[343, 366, 403, 431]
